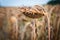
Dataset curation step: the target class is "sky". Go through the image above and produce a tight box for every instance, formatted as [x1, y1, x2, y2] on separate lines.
[0, 0, 50, 6]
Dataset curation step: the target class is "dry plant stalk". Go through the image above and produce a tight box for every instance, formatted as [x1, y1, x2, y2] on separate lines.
[6, 8, 20, 40]
[20, 5, 51, 40]
[50, 5, 60, 40]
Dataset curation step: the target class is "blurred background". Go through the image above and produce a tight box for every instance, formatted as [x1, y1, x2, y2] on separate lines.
[0, 0, 60, 40]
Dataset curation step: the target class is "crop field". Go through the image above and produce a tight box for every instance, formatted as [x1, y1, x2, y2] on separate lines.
[0, 5, 60, 40]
